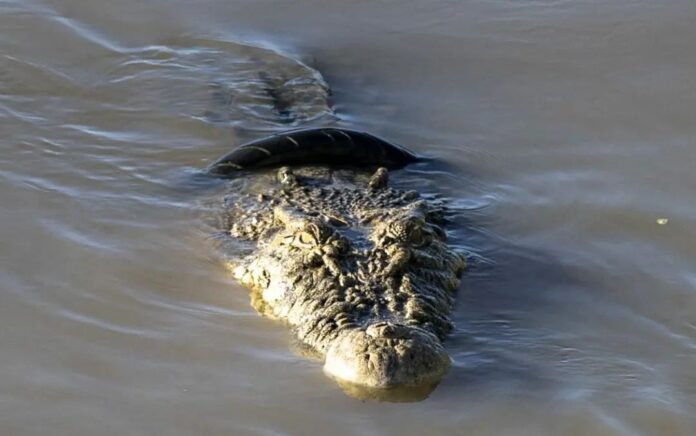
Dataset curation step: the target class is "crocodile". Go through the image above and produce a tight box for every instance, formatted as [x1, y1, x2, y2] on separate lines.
[206, 128, 466, 401]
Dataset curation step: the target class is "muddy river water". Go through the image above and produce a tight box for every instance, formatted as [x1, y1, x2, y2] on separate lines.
[1, 0, 695, 434]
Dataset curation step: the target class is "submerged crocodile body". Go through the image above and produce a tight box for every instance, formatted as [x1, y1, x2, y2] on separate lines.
[207, 128, 466, 401]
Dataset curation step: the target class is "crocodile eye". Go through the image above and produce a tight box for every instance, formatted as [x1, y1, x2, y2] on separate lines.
[297, 232, 317, 246]
[410, 229, 426, 247]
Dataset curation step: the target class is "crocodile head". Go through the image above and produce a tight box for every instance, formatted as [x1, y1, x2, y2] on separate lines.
[217, 166, 465, 400]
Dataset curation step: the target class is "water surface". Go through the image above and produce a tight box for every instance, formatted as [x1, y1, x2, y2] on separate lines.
[1, 0, 695, 434]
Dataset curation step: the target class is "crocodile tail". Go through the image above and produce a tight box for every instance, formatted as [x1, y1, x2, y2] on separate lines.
[207, 128, 419, 176]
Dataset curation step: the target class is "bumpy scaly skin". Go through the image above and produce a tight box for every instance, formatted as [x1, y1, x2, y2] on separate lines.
[218, 166, 466, 391]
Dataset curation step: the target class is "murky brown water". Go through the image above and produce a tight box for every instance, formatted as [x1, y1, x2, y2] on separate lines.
[2, 0, 696, 434]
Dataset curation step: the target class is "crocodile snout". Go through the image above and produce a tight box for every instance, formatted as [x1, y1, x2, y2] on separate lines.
[323, 322, 450, 391]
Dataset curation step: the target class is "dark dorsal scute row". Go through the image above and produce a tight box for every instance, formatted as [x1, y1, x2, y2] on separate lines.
[207, 128, 419, 176]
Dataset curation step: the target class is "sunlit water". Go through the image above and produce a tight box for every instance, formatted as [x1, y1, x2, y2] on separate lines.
[1, 0, 695, 434]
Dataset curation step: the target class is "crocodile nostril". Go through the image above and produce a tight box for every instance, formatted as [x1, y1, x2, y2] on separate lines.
[324, 327, 450, 390]
[366, 322, 412, 339]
